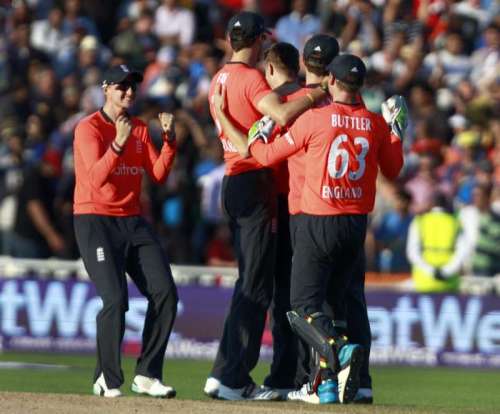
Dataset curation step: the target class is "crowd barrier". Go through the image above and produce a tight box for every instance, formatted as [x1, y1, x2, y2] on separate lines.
[0, 257, 499, 368]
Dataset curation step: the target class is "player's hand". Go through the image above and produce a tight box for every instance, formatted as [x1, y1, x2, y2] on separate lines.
[247, 116, 276, 146]
[381, 95, 408, 141]
[213, 82, 227, 114]
[158, 112, 176, 142]
[115, 114, 132, 146]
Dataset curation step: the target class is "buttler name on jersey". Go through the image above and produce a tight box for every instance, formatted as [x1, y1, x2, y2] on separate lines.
[331, 114, 371, 131]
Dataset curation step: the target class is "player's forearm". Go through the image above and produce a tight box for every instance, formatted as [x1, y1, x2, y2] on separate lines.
[147, 142, 176, 183]
[216, 107, 249, 158]
[249, 135, 297, 166]
[258, 89, 325, 127]
[85, 147, 121, 189]
[379, 136, 404, 180]
[75, 127, 121, 189]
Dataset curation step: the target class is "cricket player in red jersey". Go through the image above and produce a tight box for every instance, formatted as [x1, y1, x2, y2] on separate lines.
[288, 36, 375, 405]
[73, 65, 178, 399]
[204, 11, 327, 401]
[248, 54, 404, 404]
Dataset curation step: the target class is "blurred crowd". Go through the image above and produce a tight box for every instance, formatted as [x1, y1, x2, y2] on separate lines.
[0, 0, 499, 278]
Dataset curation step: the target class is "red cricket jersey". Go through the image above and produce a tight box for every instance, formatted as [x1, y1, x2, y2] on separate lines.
[283, 86, 331, 213]
[73, 110, 175, 216]
[269, 86, 331, 200]
[208, 62, 271, 175]
[251, 102, 403, 216]
[269, 87, 307, 196]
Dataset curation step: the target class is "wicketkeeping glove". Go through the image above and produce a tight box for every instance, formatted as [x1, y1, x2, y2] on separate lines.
[247, 116, 276, 146]
[381, 95, 408, 141]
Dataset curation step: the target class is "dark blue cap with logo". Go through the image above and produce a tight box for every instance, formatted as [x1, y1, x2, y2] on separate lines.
[227, 11, 271, 40]
[102, 64, 143, 85]
[327, 54, 366, 87]
[303, 34, 339, 65]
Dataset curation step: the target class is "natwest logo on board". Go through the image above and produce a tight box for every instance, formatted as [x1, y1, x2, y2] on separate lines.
[368, 295, 500, 354]
[0, 279, 147, 341]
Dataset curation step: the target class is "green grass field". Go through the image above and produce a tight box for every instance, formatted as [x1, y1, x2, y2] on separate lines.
[1, 352, 499, 413]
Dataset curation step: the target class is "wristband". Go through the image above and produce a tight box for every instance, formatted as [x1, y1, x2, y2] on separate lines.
[111, 140, 124, 155]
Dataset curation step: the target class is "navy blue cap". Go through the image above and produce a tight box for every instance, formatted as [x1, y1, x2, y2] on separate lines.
[303, 34, 339, 65]
[102, 64, 143, 85]
[327, 54, 366, 87]
[227, 11, 270, 40]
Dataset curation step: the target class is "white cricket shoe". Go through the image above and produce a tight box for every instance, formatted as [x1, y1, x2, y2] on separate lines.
[217, 383, 281, 401]
[337, 344, 363, 403]
[131, 375, 176, 398]
[93, 373, 122, 398]
[269, 386, 295, 400]
[287, 384, 320, 404]
[204, 377, 220, 398]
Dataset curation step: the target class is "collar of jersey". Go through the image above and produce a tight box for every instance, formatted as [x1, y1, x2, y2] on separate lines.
[99, 108, 131, 124]
[334, 101, 362, 106]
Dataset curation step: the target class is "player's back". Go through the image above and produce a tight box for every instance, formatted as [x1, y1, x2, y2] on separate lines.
[209, 63, 270, 175]
[283, 86, 330, 214]
[291, 101, 401, 216]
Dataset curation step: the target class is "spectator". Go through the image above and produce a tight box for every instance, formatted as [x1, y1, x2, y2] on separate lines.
[405, 153, 440, 214]
[470, 23, 500, 92]
[459, 182, 492, 272]
[275, 0, 321, 51]
[340, 0, 382, 53]
[374, 187, 413, 272]
[30, 7, 68, 57]
[422, 31, 472, 89]
[60, 0, 99, 39]
[154, 0, 195, 47]
[0, 127, 25, 254]
[471, 185, 500, 276]
[0, 0, 498, 274]
[8, 23, 49, 80]
[10, 148, 65, 258]
[407, 193, 468, 292]
[111, 10, 159, 71]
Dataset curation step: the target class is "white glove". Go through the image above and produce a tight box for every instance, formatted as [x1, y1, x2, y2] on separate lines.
[381, 95, 408, 141]
[247, 116, 276, 146]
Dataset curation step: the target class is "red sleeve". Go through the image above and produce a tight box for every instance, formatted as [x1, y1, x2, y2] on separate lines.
[377, 119, 404, 180]
[250, 116, 309, 166]
[142, 127, 176, 184]
[74, 120, 120, 189]
[246, 70, 271, 110]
